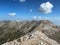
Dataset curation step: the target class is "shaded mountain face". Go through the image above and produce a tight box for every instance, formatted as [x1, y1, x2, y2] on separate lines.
[0, 20, 60, 45]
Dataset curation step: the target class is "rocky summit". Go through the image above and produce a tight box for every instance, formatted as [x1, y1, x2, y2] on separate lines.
[0, 20, 60, 45]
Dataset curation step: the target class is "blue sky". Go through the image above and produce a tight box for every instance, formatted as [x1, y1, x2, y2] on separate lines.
[0, 0, 60, 25]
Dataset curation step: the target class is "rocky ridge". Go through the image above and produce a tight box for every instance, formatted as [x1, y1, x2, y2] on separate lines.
[0, 20, 60, 45]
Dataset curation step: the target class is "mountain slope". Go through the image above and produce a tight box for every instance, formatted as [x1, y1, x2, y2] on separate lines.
[2, 30, 60, 45]
[0, 20, 60, 45]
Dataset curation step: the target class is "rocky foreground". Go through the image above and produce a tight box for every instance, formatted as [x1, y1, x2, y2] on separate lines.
[0, 20, 60, 45]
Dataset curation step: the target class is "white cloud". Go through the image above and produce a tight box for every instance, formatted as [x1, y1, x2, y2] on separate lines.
[16, 20, 20, 22]
[45, 17, 47, 19]
[33, 16, 42, 19]
[8, 13, 16, 16]
[33, 16, 37, 19]
[40, 2, 54, 14]
[38, 16, 41, 19]
[29, 9, 32, 12]
[19, 0, 26, 2]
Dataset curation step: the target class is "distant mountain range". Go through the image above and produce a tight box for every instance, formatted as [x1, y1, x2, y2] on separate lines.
[0, 20, 60, 45]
